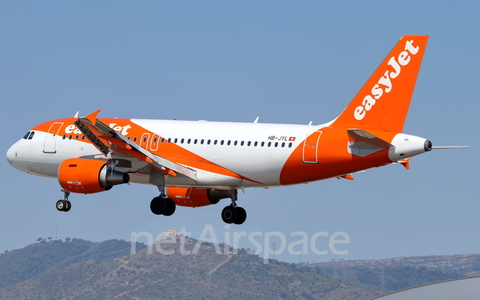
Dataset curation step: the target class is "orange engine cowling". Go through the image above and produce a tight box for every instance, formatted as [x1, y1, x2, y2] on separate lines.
[58, 158, 130, 194]
[167, 187, 230, 207]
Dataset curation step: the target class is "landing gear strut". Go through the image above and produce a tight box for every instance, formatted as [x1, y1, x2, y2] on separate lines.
[221, 189, 247, 225]
[56, 189, 71, 212]
[149, 168, 176, 216]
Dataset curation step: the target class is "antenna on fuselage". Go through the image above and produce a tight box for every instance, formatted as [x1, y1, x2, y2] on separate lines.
[74, 111, 79, 118]
[253, 116, 259, 123]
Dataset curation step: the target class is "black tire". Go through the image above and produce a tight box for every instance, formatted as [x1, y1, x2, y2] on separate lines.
[56, 200, 65, 212]
[234, 207, 247, 225]
[221, 206, 238, 224]
[163, 198, 176, 216]
[150, 197, 166, 215]
[64, 201, 71, 212]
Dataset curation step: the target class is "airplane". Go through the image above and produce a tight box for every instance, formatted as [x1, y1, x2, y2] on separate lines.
[6, 35, 461, 225]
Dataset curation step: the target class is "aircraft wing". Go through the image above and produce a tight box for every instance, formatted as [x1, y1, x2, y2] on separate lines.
[74, 110, 197, 180]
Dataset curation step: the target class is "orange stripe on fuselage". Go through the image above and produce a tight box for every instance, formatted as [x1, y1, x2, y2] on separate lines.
[32, 118, 260, 183]
[279, 127, 396, 185]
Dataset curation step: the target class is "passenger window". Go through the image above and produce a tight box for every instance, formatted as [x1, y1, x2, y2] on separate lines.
[281, 142, 285, 148]
[201, 139, 204, 145]
[82, 136, 85, 140]
[261, 142, 265, 147]
[220, 140, 224, 145]
[214, 140, 218, 145]
[168, 138, 171, 143]
[289, 142, 292, 148]
[75, 135, 79, 140]
[62, 135, 66, 140]
[69, 135, 73, 140]
[241, 141, 245, 146]
[174, 138, 178, 143]
[207, 140, 211, 145]
[133, 137, 137, 142]
[247, 141, 251, 146]
[227, 140, 231, 146]
[194, 139, 198, 144]
[187, 139, 191, 144]
[274, 142, 278, 147]
[254, 141, 258, 147]
[234, 141, 237, 146]
[268, 142, 271, 147]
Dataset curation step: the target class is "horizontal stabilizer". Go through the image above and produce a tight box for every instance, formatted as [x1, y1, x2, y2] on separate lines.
[347, 129, 392, 157]
[347, 129, 392, 147]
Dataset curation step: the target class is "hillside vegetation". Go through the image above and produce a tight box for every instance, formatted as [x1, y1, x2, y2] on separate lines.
[0, 237, 477, 299]
[0, 238, 380, 300]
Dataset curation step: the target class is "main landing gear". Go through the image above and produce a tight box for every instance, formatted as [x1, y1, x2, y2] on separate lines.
[148, 188, 247, 225]
[150, 195, 176, 216]
[221, 190, 247, 225]
[56, 189, 71, 212]
[221, 206, 247, 225]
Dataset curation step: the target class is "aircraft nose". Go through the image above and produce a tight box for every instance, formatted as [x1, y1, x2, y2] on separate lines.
[6, 143, 18, 167]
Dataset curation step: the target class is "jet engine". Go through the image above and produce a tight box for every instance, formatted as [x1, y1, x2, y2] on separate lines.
[58, 158, 129, 194]
[166, 187, 230, 207]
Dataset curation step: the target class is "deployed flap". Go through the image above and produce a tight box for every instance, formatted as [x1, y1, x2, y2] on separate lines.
[347, 129, 392, 157]
[74, 111, 197, 180]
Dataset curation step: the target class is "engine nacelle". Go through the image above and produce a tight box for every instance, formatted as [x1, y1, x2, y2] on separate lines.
[58, 158, 129, 194]
[167, 187, 230, 207]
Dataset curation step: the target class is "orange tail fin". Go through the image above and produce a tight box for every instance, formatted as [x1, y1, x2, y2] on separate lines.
[331, 35, 429, 132]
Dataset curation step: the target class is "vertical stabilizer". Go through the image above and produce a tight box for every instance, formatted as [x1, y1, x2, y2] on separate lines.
[331, 35, 428, 132]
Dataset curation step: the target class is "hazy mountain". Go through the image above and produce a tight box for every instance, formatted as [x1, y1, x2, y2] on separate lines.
[0, 237, 381, 300]
[1, 236, 477, 299]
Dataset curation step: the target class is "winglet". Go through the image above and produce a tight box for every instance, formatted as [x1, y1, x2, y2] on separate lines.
[85, 109, 101, 125]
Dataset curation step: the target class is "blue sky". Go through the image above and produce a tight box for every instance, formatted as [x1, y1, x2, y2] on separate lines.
[1, 1, 478, 263]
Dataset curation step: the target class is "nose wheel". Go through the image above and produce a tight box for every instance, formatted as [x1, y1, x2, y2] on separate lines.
[56, 190, 71, 212]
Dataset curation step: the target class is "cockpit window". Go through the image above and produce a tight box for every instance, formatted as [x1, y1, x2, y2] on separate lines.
[22, 131, 35, 140]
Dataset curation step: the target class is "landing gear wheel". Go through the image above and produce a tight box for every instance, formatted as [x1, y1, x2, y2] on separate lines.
[221, 206, 238, 224]
[56, 200, 71, 212]
[163, 198, 176, 216]
[234, 207, 247, 225]
[56, 200, 65, 212]
[56, 189, 71, 212]
[64, 201, 71, 212]
[150, 197, 166, 215]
